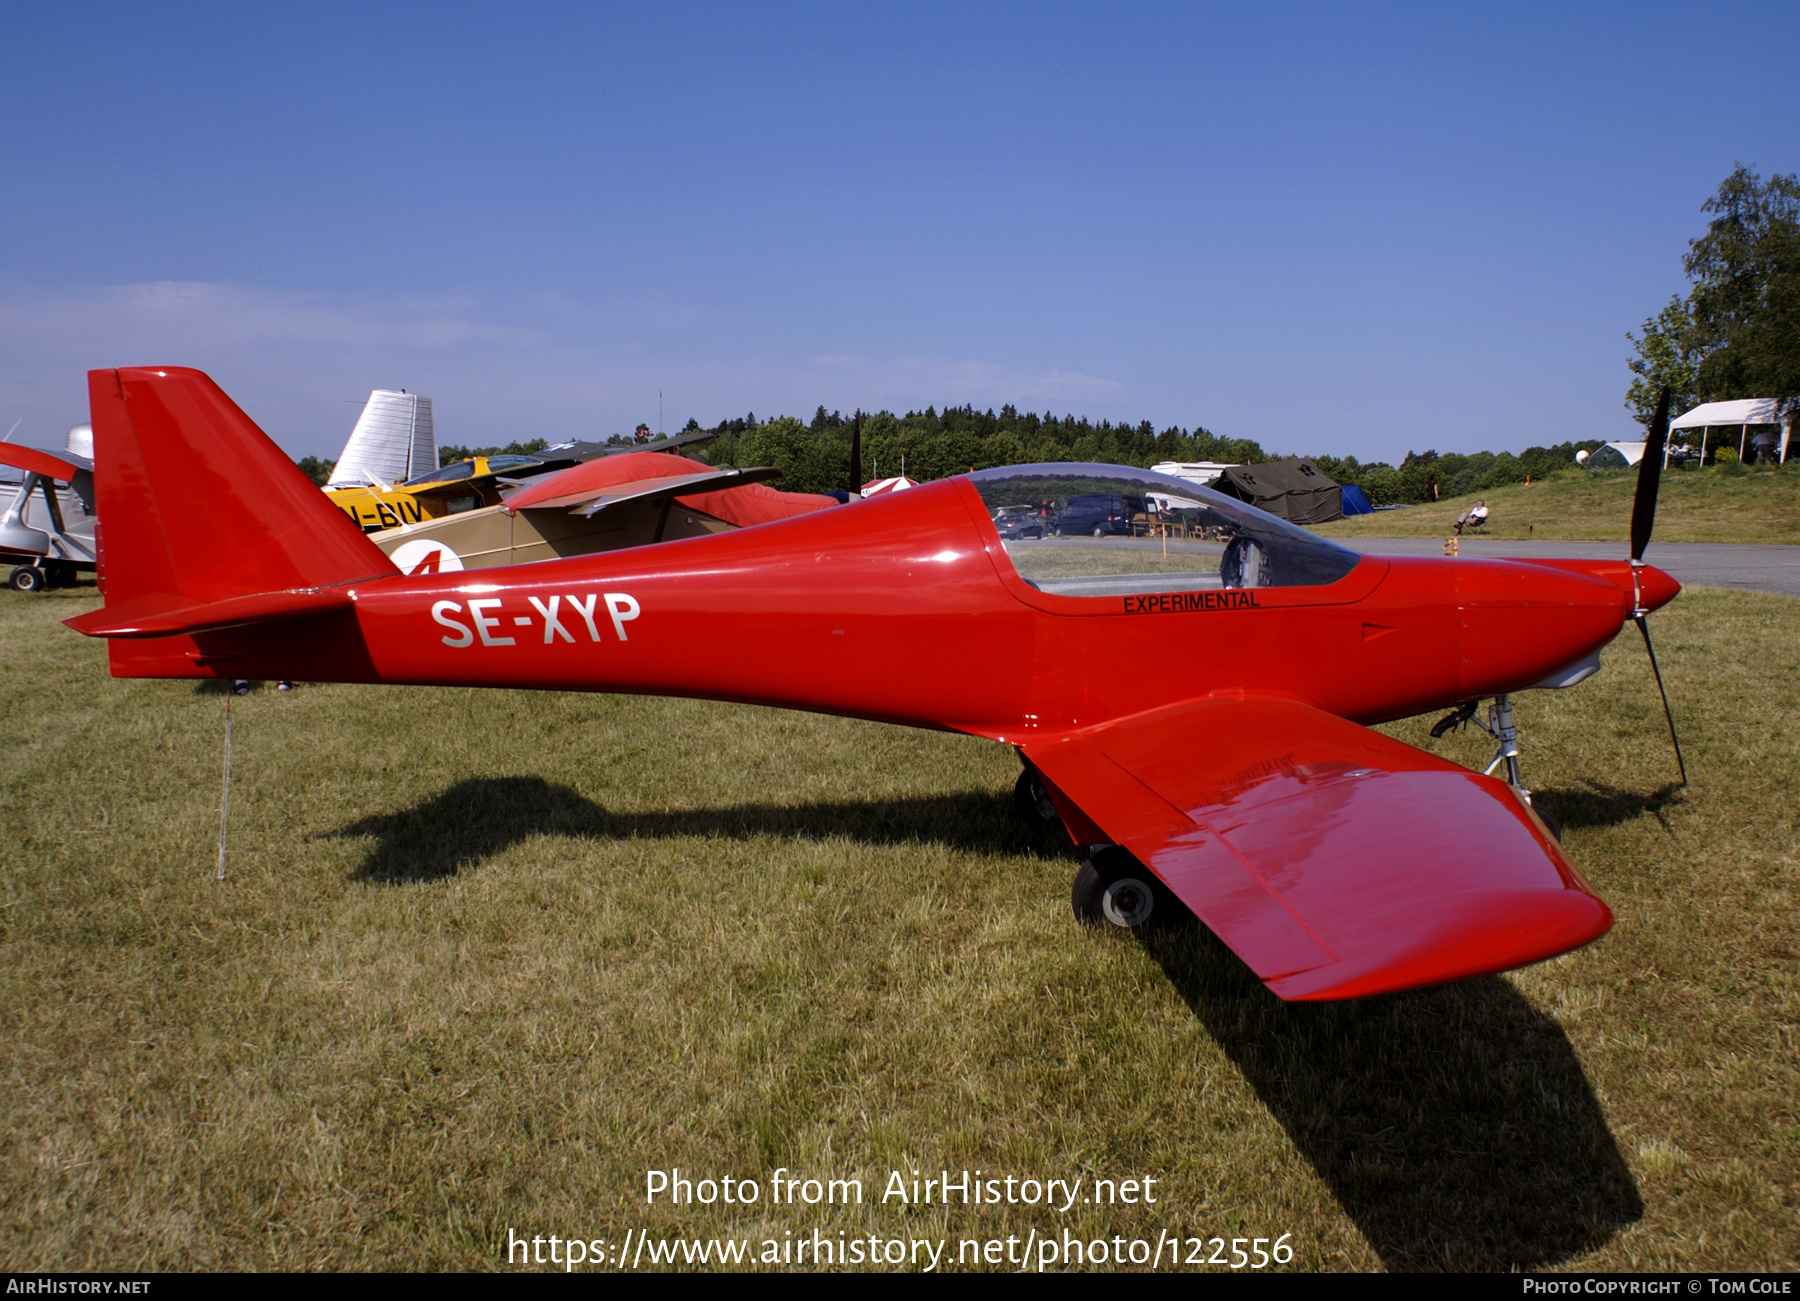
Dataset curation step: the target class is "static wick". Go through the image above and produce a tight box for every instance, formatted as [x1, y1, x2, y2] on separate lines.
[216, 691, 233, 880]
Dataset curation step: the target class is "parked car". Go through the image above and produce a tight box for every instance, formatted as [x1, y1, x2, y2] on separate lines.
[1053, 492, 1144, 538]
[992, 505, 1049, 540]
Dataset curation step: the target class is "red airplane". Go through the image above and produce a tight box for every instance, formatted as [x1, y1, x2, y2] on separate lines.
[68, 368, 1685, 1001]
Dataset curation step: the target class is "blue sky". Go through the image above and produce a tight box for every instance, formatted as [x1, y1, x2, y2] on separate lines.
[1, 2, 1794, 464]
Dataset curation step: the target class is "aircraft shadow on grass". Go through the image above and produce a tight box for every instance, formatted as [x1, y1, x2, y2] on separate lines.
[325, 774, 1074, 883]
[1139, 926, 1644, 1272]
[329, 775, 1645, 1271]
[1535, 780, 1686, 832]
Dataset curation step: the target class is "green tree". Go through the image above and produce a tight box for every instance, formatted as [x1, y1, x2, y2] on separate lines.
[1687, 165, 1800, 399]
[438, 438, 550, 466]
[1625, 297, 1701, 426]
[1628, 164, 1800, 423]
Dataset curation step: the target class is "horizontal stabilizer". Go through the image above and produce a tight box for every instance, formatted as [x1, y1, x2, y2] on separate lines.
[1025, 695, 1610, 1000]
[65, 586, 354, 639]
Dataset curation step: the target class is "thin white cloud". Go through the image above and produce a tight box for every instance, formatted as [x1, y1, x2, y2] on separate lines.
[0, 280, 1135, 457]
[0, 280, 540, 353]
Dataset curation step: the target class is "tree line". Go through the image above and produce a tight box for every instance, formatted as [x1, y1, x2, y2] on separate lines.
[298, 412, 1601, 506]
[692, 406, 1599, 504]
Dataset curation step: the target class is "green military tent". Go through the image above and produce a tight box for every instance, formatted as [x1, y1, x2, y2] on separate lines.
[1213, 458, 1342, 525]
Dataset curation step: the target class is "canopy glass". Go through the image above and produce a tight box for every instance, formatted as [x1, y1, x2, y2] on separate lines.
[968, 464, 1360, 595]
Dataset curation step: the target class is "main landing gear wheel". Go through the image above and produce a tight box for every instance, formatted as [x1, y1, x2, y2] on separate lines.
[1072, 847, 1171, 930]
[9, 566, 44, 593]
[1530, 801, 1563, 843]
[1014, 768, 1061, 824]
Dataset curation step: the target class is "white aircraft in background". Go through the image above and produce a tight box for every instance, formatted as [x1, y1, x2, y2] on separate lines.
[1, 423, 98, 591]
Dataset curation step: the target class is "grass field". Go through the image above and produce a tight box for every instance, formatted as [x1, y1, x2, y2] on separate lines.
[1317, 465, 1800, 545]
[1, 582, 1795, 1272]
[1003, 539, 1221, 581]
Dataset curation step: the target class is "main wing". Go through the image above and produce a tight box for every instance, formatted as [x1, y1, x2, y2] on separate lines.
[1023, 696, 1610, 1000]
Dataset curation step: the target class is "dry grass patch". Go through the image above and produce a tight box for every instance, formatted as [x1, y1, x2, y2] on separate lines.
[0, 581, 1794, 1271]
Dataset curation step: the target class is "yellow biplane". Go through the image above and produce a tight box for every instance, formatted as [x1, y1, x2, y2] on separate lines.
[325, 453, 553, 531]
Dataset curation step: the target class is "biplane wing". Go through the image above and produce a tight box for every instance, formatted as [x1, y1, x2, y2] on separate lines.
[507, 466, 788, 517]
[1022, 695, 1611, 1000]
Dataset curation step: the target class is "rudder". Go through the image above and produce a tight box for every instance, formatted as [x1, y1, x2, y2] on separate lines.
[86, 367, 397, 611]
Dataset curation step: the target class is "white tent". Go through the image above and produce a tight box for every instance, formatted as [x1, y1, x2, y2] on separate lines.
[1577, 441, 1647, 469]
[1667, 397, 1792, 465]
[1150, 460, 1240, 486]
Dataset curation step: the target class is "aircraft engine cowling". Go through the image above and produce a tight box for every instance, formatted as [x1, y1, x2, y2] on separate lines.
[1453, 560, 1629, 700]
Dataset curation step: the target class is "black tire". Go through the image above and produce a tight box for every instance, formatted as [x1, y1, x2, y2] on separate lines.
[1071, 847, 1175, 930]
[9, 566, 44, 593]
[1531, 801, 1563, 842]
[45, 562, 76, 588]
[1013, 768, 1061, 824]
[1092, 525, 1104, 539]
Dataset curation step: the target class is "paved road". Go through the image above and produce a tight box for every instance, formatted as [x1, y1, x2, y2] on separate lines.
[1334, 538, 1800, 598]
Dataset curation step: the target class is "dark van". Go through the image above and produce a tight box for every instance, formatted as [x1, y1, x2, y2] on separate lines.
[1055, 493, 1144, 538]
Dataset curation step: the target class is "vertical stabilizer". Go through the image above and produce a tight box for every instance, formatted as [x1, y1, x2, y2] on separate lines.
[327, 389, 436, 487]
[85, 367, 396, 615]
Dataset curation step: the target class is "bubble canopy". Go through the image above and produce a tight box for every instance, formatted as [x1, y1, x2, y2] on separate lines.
[967, 463, 1361, 593]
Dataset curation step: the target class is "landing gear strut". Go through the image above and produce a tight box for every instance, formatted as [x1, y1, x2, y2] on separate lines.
[1429, 692, 1561, 841]
[1482, 693, 1523, 788]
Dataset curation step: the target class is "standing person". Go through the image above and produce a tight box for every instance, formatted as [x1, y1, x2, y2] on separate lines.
[1427, 474, 1440, 502]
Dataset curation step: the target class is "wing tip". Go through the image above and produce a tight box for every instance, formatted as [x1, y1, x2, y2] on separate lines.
[1267, 890, 1614, 1001]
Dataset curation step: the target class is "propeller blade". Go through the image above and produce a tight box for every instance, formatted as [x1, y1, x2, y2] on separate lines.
[1635, 613, 1687, 786]
[850, 411, 863, 496]
[1631, 387, 1672, 563]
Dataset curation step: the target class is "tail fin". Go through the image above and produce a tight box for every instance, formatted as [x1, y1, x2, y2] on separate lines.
[326, 389, 436, 487]
[68, 367, 397, 638]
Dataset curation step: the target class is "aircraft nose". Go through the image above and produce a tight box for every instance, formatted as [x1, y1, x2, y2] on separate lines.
[1634, 563, 1681, 614]
[1455, 559, 1628, 699]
